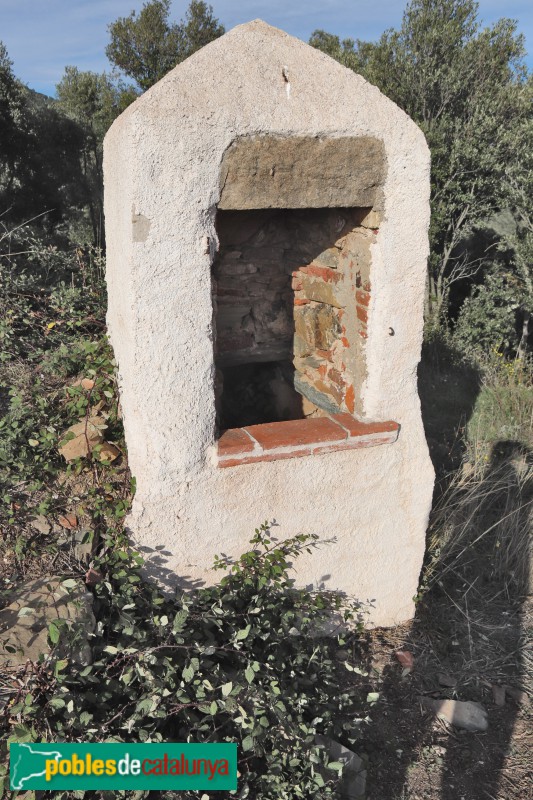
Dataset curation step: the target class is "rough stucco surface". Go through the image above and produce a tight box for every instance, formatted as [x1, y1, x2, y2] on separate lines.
[103, 20, 434, 627]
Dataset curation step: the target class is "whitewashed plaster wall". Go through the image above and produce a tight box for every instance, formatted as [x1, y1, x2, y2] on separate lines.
[103, 20, 434, 626]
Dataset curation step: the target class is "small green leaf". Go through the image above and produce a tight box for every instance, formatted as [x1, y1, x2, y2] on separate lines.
[236, 624, 251, 641]
[48, 622, 60, 644]
[54, 659, 68, 676]
[221, 681, 232, 697]
[9, 724, 32, 743]
[242, 735, 254, 752]
[173, 609, 188, 633]
[245, 666, 255, 684]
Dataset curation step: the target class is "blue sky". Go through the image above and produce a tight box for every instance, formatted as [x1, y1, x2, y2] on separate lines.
[1, 0, 532, 97]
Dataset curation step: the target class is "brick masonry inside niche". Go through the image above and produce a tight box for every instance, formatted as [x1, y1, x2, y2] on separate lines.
[213, 207, 379, 430]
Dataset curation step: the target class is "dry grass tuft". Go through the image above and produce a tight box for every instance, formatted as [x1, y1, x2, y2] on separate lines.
[425, 451, 533, 597]
[424, 352, 533, 599]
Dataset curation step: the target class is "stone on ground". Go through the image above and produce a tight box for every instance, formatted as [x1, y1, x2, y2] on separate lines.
[419, 697, 489, 732]
[315, 734, 367, 798]
[0, 576, 95, 668]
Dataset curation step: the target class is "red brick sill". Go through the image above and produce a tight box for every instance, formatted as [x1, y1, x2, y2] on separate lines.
[217, 414, 399, 468]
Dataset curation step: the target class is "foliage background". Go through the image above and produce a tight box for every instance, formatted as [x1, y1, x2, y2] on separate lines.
[0, 1, 532, 798]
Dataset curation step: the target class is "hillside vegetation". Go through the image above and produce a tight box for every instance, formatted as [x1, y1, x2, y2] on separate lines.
[0, 2, 531, 799]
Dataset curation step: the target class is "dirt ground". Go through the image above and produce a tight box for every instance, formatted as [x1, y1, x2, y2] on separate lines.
[354, 590, 532, 800]
[1, 345, 531, 800]
[351, 350, 532, 800]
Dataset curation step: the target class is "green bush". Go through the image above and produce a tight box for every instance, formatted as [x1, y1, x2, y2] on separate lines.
[3, 524, 370, 799]
[452, 273, 520, 357]
[467, 355, 533, 458]
[0, 232, 118, 564]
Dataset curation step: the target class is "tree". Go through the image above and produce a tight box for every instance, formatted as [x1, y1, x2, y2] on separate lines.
[0, 42, 87, 234]
[56, 68, 131, 244]
[502, 100, 533, 357]
[57, 68, 127, 142]
[18, 92, 88, 233]
[311, 0, 531, 326]
[106, 0, 224, 91]
[308, 31, 360, 72]
[0, 42, 26, 202]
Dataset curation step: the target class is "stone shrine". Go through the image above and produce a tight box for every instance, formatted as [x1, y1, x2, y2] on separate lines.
[104, 20, 434, 626]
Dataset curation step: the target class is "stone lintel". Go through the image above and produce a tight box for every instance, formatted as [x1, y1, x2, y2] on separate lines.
[219, 136, 386, 210]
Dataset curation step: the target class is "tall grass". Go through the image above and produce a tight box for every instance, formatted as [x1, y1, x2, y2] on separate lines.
[424, 349, 533, 596]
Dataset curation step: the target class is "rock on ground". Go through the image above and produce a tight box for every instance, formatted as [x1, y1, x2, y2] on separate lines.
[0, 576, 95, 668]
[315, 734, 367, 799]
[419, 697, 489, 732]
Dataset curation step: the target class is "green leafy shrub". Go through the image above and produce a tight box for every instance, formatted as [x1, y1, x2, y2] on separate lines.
[0, 231, 122, 572]
[466, 350, 533, 462]
[452, 273, 520, 357]
[3, 524, 370, 799]
[0, 334, 119, 524]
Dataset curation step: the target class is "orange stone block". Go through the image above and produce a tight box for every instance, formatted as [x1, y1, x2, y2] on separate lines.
[331, 414, 399, 438]
[218, 428, 255, 456]
[345, 384, 355, 414]
[356, 289, 370, 307]
[245, 417, 346, 450]
[328, 367, 345, 387]
[356, 305, 368, 324]
[302, 264, 342, 283]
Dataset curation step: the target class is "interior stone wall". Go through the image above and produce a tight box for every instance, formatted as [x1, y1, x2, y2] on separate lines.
[214, 208, 378, 424]
[214, 209, 295, 366]
[292, 209, 377, 418]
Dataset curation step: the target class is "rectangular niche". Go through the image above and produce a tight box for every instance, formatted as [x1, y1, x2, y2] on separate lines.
[213, 135, 399, 466]
[213, 207, 399, 465]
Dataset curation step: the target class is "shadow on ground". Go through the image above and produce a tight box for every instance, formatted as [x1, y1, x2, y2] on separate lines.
[355, 340, 532, 800]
